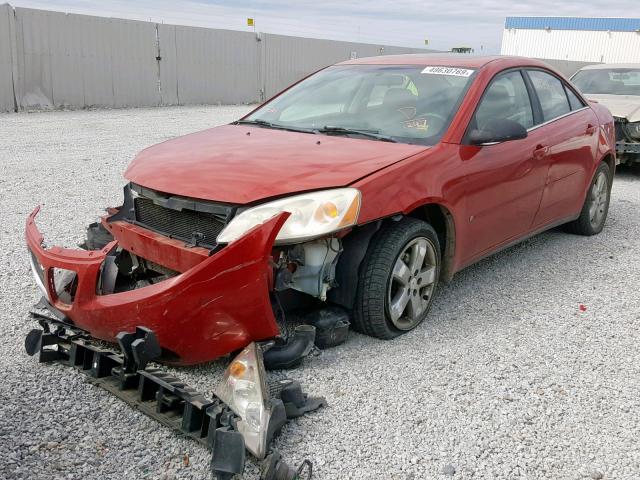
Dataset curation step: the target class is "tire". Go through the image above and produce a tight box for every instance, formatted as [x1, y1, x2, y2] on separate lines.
[564, 162, 612, 236]
[352, 218, 441, 339]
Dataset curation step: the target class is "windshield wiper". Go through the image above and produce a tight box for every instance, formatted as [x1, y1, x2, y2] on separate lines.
[233, 119, 314, 134]
[316, 126, 398, 143]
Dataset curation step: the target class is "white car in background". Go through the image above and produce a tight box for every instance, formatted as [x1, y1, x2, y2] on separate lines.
[572, 64, 640, 166]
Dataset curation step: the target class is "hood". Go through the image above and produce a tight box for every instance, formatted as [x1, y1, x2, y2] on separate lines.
[125, 125, 427, 204]
[585, 94, 640, 122]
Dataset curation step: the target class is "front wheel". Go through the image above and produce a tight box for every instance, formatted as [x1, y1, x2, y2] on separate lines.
[352, 218, 441, 339]
[565, 162, 612, 236]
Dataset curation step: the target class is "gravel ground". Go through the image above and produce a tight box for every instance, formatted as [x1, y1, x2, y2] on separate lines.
[1, 105, 639, 480]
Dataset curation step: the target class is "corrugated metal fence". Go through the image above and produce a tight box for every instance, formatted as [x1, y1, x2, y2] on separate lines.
[0, 4, 432, 112]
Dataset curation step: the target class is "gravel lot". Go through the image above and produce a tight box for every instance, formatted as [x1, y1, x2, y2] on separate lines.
[1, 105, 639, 480]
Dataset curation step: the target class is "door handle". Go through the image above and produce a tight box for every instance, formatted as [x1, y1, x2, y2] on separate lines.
[586, 124, 596, 135]
[533, 144, 548, 159]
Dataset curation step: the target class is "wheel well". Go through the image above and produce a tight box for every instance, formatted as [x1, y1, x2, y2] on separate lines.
[406, 204, 456, 283]
[328, 204, 457, 310]
[601, 153, 615, 176]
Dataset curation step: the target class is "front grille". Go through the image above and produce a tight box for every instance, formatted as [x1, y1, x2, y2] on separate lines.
[134, 197, 227, 247]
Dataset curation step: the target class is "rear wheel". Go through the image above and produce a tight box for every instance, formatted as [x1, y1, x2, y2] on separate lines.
[565, 162, 612, 236]
[353, 218, 440, 339]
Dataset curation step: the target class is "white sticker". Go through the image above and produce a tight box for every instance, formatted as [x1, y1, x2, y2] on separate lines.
[421, 66, 475, 77]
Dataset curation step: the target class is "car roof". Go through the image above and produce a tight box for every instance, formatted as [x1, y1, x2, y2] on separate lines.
[337, 54, 548, 69]
[579, 63, 640, 70]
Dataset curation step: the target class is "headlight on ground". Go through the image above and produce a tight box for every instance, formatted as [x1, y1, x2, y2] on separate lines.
[626, 121, 640, 140]
[217, 188, 361, 244]
[214, 343, 271, 459]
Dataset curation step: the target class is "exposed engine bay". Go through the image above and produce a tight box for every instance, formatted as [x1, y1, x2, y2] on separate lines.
[88, 183, 346, 311]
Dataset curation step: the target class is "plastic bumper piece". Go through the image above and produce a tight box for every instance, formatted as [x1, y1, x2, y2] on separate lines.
[25, 206, 288, 365]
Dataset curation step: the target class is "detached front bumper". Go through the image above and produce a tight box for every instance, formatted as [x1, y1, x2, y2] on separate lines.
[26, 206, 288, 365]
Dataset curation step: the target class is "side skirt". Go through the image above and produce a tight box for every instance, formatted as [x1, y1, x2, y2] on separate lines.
[457, 214, 579, 272]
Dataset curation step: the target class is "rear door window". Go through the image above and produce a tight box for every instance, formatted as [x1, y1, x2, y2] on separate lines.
[527, 70, 571, 121]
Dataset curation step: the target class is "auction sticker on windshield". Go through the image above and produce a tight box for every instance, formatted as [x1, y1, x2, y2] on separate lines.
[421, 66, 475, 77]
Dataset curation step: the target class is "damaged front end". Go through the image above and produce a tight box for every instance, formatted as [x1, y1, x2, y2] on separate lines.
[26, 183, 352, 365]
[24, 184, 354, 476]
[25, 317, 324, 479]
[26, 199, 289, 365]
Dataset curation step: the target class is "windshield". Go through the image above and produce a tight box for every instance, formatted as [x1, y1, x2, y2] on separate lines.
[572, 68, 640, 96]
[244, 65, 475, 145]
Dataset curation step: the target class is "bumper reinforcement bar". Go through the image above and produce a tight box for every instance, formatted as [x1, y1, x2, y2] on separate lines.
[616, 141, 640, 155]
[25, 308, 325, 480]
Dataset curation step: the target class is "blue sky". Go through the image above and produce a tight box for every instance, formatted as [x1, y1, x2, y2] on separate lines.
[9, 0, 639, 52]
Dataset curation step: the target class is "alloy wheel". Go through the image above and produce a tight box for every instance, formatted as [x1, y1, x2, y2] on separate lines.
[589, 171, 608, 229]
[386, 236, 438, 330]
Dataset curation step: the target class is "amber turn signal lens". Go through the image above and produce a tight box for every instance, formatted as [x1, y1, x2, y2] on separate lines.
[337, 195, 361, 228]
[229, 360, 247, 378]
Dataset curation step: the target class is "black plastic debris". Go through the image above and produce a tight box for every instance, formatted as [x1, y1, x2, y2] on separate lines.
[263, 324, 317, 370]
[261, 450, 313, 480]
[25, 308, 325, 480]
[303, 306, 350, 349]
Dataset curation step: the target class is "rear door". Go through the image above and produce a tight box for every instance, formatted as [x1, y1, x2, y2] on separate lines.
[524, 69, 600, 227]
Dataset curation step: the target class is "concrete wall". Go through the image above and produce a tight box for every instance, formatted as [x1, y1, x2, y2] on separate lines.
[0, 4, 434, 111]
[0, 4, 16, 112]
[168, 25, 262, 105]
[260, 34, 426, 98]
[12, 7, 162, 109]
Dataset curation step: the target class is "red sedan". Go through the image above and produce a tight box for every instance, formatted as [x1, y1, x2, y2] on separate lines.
[27, 55, 615, 365]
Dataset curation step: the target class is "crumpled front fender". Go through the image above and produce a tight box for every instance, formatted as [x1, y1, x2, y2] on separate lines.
[26, 206, 289, 365]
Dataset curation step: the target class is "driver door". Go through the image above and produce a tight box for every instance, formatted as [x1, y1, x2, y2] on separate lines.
[458, 69, 549, 264]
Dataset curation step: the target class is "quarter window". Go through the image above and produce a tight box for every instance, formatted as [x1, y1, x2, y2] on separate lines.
[565, 86, 585, 111]
[474, 71, 534, 130]
[528, 70, 571, 121]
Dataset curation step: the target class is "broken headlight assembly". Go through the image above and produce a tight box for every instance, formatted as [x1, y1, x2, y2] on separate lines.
[216, 188, 360, 244]
[214, 342, 278, 459]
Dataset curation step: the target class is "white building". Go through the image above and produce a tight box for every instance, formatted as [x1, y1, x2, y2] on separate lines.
[501, 17, 640, 64]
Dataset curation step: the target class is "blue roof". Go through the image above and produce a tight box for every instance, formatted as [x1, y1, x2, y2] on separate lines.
[505, 17, 640, 32]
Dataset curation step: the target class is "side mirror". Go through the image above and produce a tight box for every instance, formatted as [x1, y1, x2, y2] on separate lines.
[469, 118, 528, 145]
